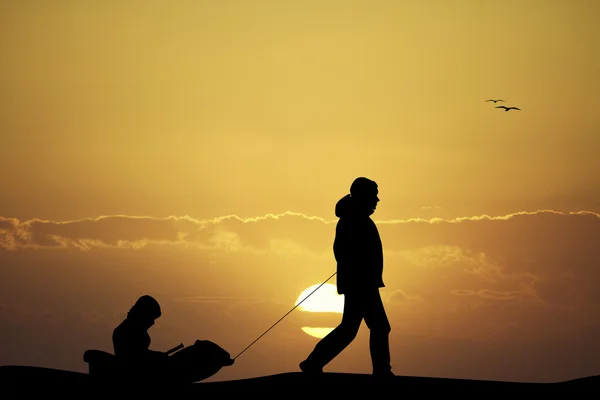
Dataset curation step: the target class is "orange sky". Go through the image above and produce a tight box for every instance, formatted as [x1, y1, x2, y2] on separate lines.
[1, 0, 599, 383]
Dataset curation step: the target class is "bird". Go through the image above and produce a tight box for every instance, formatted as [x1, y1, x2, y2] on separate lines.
[485, 99, 504, 103]
[495, 106, 521, 112]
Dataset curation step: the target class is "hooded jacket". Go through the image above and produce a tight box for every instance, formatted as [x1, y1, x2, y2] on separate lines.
[113, 317, 167, 368]
[333, 194, 384, 294]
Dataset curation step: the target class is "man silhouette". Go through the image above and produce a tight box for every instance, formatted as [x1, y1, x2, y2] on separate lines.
[299, 177, 394, 377]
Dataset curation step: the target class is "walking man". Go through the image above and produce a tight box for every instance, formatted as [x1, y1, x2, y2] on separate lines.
[299, 177, 394, 378]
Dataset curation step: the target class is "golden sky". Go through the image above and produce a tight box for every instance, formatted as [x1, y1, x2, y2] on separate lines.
[1, 0, 599, 383]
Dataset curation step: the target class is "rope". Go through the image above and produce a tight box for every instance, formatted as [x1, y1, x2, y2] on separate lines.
[232, 271, 337, 360]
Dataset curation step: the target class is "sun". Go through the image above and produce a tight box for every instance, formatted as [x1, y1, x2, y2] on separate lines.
[300, 327, 334, 339]
[295, 283, 344, 313]
[295, 283, 344, 338]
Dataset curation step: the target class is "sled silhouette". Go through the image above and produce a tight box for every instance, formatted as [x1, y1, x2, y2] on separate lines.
[83, 340, 234, 386]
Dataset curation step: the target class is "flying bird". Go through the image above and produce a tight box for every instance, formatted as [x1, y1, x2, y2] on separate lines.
[496, 106, 521, 112]
[485, 99, 504, 103]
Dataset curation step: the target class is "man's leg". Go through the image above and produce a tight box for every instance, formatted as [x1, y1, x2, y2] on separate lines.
[300, 293, 363, 373]
[364, 289, 393, 376]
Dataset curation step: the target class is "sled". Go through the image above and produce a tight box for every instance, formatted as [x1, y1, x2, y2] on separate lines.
[83, 340, 234, 386]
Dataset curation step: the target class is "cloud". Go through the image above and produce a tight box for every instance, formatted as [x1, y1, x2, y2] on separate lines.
[419, 205, 443, 210]
[9, 215, 193, 249]
[1, 209, 600, 381]
[2, 210, 599, 314]
[379, 210, 599, 307]
[388, 289, 423, 303]
[450, 289, 535, 301]
[173, 296, 262, 304]
[0, 212, 335, 253]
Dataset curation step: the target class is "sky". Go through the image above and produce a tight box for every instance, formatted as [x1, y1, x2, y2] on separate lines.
[1, 0, 599, 383]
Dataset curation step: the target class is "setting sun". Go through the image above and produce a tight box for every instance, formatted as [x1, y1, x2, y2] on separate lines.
[295, 283, 344, 339]
[295, 283, 344, 313]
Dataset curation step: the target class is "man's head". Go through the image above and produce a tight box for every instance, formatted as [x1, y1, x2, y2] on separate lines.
[128, 295, 162, 329]
[350, 177, 379, 216]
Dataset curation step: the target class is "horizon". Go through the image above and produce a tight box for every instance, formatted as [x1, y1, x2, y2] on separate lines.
[2, 0, 600, 384]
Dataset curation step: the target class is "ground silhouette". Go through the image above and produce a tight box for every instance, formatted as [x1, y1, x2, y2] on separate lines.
[0, 364, 598, 397]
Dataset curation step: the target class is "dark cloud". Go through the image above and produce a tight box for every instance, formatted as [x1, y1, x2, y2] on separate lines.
[14, 216, 184, 248]
[450, 289, 535, 301]
[0, 212, 334, 253]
